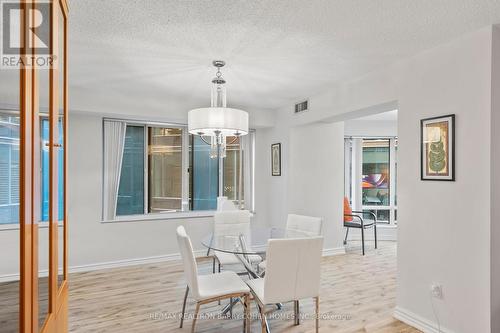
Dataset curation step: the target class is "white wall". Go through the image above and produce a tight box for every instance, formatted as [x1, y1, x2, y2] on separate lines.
[491, 25, 500, 333]
[344, 119, 397, 137]
[395, 27, 492, 333]
[288, 122, 345, 251]
[258, 26, 495, 333]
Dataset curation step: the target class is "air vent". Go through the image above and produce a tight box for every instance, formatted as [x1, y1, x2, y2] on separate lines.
[294, 100, 308, 114]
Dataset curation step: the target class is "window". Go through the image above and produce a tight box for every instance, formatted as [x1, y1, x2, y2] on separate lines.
[148, 127, 183, 213]
[0, 112, 64, 225]
[0, 114, 20, 225]
[190, 135, 219, 211]
[223, 136, 244, 202]
[41, 118, 64, 221]
[345, 137, 398, 225]
[362, 139, 390, 207]
[105, 120, 255, 219]
[116, 125, 145, 216]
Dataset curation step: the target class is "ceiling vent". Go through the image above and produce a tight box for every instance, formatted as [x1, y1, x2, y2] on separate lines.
[294, 100, 308, 114]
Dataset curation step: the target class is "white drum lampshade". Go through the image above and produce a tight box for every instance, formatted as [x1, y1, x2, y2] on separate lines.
[188, 60, 249, 159]
[188, 107, 249, 136]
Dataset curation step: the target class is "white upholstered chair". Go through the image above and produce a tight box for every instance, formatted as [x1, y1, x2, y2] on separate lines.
[258, 214, 323, 272]
[211, 210, 262, 273]
[247, 237, 324, 333]
[176, 226, 250, 333]
[217, 196, 238, 211]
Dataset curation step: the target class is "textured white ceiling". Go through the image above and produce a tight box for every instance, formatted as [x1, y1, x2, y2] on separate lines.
[67, 1, 500, 117]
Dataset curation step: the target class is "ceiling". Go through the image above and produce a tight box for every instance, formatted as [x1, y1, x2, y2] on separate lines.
[7, 1, 500, 118]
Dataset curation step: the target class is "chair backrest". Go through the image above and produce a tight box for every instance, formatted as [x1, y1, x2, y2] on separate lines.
[343, 197, 353, 222]
[217, 196, 238, 211]
[176, 226, 199, 298]
[285, 214, 323, 238]
[213, 210, 252, 243]
[263, 237, 323, 304]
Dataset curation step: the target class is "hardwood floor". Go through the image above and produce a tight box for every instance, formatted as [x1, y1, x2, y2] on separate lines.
[68, 241, 420, 333]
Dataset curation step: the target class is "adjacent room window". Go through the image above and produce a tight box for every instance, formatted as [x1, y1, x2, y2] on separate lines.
[105, 120, 255, 220]
[362, 139, 390, 222]
[345, 137, 398, 224]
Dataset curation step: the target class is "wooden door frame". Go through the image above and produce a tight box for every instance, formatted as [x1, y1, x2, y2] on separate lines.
[18, 0, 69, 332]
[20, 1, 34, 331]
[41, 0, 69, 332]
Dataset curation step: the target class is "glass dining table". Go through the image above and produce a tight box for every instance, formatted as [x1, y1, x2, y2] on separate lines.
[201, 227, 288, 278]
[201, 226, 306, 322]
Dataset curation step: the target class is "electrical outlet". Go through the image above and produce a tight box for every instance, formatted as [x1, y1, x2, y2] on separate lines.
[431, 283, 443, 299]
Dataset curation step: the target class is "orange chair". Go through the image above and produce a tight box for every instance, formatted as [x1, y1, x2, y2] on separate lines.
[343, 197, 377, 255]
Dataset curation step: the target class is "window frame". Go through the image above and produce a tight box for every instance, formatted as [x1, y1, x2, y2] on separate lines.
[344, 136, 398, 225]
[102, 118, 255, 222]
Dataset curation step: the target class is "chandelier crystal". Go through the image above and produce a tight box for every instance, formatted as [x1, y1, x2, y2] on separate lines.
[188, 60, 249, 158]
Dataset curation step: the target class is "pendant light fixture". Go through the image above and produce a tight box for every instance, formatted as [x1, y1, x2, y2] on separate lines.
[188, 60, 249, 158]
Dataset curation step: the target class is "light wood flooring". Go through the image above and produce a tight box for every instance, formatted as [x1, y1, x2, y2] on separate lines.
[67, 241, 420, 333]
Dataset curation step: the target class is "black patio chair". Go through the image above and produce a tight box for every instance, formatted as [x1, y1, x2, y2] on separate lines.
[343, 210, 378, 255]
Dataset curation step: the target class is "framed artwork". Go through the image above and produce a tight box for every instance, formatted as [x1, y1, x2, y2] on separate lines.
[271, 143, 281, 176]
[420, 114, 455, 181]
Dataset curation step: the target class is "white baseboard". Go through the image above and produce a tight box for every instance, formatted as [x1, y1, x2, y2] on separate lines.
[0, 273, 20, 283]
[67, 249, 205, 274]
[394, 306, 454, 333]
[322, 247, 346, 256]
[347, 225, 397, 241]
[0, 247, 346, 283]
[348, 234, 397, 241]
[0, 250, 206, 283]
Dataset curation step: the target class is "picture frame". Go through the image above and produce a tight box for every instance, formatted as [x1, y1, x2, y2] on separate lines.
[420, 114, 455, 181]
[271, 143, 281, 176]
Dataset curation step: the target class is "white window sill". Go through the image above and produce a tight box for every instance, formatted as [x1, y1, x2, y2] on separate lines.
[102, 210, 256, 223]
[375, 223, 397, 229]
[101, 210, 218, 223]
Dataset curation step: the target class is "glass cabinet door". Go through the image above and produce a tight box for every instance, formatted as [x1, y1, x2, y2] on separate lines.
[56, 0, 67, 291]
[0, 58, 20, 333]
[0, 1, 68, 332]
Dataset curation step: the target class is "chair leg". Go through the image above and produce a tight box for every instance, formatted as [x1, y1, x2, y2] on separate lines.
[180, 286, 189, 328]
[343, 227, 349, 245]
[315, 297, 319, 333]
[217, 262, 221, 305]
[374, 223, 378, 249]
[294, 300, 300, 325]
[361, 227, 365, 255]
[230, 297, 233, 318]
[212, 257, 216, 274]
[259, 305, 267, 333]
[191, 302, 200, 333]
[244, 294, 250, 333]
